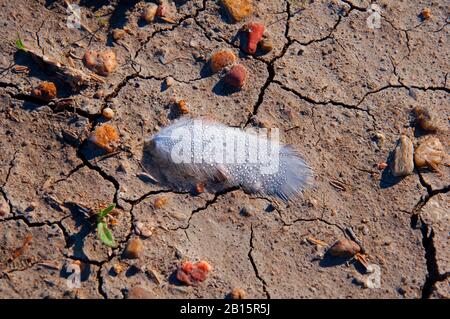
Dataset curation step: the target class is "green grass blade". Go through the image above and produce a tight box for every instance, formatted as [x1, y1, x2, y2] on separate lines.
[15, 36, 27, 52]
[97, 221, 116, 248]
[98, 203, 116, 219]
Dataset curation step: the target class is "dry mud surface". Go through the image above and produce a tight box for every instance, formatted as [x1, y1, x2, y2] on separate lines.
[0, 0, 449, 299]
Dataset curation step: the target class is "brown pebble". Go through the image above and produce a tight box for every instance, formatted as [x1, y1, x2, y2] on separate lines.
[221, 0, 253, 22]
[142, 4, 158, 23]
[112, 29, 126, 41]
[209, 49, 237, 73]
[102, 107, 114, 120]
[392, 135, 414, 177]
[154, 196, 168, 209]
[83, 50, 117, 76]
[421, 7, 431, 20]
[328, 238, 361, 258]
[413, 106, 442, 132]
[223, 64, 248, 88]
[127, 286, 154, 299]
[112, 263, 125, 275]
[124, 238, 143, 259]
[134, 221, 153, 238]
[414, 136, 446, 169]
[156, 4, 167, 17]
[89, 124, 119, 153]
[31, 82, 57, 102]
[165, 77, 174, 88]
[177, 100, 189, 114]
[258, 38, 273, 53]
[230, 288, 246, 299]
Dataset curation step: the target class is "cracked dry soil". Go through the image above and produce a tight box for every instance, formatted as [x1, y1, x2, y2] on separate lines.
[0, 0, 449, 299]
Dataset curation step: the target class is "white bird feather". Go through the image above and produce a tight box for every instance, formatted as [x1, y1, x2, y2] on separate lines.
[142, 118, 313, 201]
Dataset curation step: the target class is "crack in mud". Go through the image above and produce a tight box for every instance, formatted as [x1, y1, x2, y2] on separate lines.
[0, 213, 69, 228]
[284, 217, 346, 234]
[62, 253, 113, 299]
[133, 0, 208, 61]
[274, 80, 373, 117]
[52, 163, 86, 186]
[90, 69, 207, 132]
[170, 187, 239, 231]
[2, 87, 98, 121]
[276, 80, 448, 129]
[243, 0, 292, 127]
[243, 1, 371, 126]
[1, 150, 18, 189]
[295, 15, 343, 47]
[252, 194, 345, 234]
[76, 146, 122, 210]
[35, 20, 46, 56]
[411, 208, 449, 298]
[410, 161, 449, 298]
[248, 224, 270, 299]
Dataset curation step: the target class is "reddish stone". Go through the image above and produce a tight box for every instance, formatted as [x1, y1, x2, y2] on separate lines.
[223, 64, 248, 88]
[242, 22, 265, 54]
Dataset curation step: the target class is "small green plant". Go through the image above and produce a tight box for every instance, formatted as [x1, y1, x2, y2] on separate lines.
[15, 34, 27, 52]
[96, 204, 117, 248]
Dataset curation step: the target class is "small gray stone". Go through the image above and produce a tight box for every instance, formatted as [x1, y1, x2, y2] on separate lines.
[133, 221, 153, 238]
[392, 135, 414, 177]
